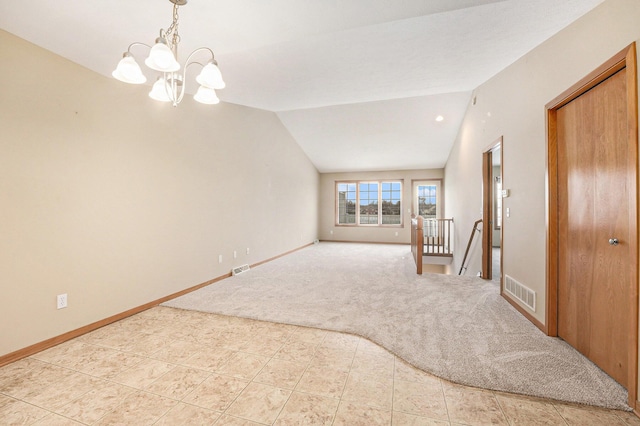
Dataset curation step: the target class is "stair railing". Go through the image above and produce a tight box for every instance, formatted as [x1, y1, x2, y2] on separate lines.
[459, 219, 482, 275]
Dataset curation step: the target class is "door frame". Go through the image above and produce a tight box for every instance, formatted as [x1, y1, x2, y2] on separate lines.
[546, 43, 639, 406]
[482, 137, 503, 281]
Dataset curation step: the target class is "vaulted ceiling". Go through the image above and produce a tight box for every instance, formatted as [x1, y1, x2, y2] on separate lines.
[0, 0, 605, 172]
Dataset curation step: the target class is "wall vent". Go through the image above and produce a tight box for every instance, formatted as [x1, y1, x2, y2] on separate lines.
[504, 275, 536, 312]
[232, 264, 250, 276]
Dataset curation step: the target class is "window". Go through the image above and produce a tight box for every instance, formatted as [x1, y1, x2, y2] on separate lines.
[359, 182, 378, 224]
[412, 180, 442, 219]
[417, 184, 437, 218]
[336, 180, 402, 226]
[381, 182, 402, 224]
[337, 183, 356, 224]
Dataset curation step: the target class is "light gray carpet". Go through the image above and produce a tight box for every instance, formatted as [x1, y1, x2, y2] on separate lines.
[163, 242, 629, 410]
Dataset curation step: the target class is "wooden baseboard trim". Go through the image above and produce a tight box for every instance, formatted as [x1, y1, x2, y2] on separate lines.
[501, 292, 546, 333]
[250, 242, 314, 269]
[0, 273, 230, 368]
[320, 239, 408, 245]
[0, 242, 315, 368]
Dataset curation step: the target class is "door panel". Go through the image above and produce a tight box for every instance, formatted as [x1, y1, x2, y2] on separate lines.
[556, 68, 629, 387]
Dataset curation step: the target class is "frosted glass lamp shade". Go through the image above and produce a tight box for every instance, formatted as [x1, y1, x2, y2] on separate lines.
[112, 55, 146, 84]
[148, 78, 172, 102]
[145, 40, 180, 72]
[193, 86, 220, 104]
[195, 62, 225, 89]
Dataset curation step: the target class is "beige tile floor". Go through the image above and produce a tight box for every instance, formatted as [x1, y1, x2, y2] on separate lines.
[1, 306, 639, 426]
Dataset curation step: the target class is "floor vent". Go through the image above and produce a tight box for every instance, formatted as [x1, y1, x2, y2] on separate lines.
[232, 264, 250, 276]
[504, 275, 536, 312]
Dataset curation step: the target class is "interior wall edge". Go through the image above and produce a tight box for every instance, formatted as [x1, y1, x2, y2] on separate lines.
[0, 241, 315, 367]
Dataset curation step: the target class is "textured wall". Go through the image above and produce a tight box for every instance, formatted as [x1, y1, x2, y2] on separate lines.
[0, 30, 319, 357]
[444, 0, 640, 325]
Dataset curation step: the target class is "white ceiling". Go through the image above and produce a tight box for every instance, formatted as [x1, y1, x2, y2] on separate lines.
[0, 0, 605, 172]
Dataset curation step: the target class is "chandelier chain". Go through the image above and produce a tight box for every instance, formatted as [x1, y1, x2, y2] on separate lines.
[163, 2, 181, 51]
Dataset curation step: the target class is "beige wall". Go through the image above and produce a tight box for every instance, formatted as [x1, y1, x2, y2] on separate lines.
[319, 169, 443, 243]
[0, 30, 319, 357]
[444, 0, 640, 325]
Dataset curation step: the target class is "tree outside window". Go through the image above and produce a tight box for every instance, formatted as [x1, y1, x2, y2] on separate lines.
[359, 182, 379, 224]
[381, 182, 401, 224]
[418, 185, 437, 219]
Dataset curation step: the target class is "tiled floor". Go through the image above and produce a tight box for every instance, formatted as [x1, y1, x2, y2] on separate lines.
[1, 306, 639, 425]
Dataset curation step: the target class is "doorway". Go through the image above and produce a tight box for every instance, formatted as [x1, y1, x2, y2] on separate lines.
[482, 138, 502, 282]
[546, 44, 638, 404]
[491, 145, 502, 283]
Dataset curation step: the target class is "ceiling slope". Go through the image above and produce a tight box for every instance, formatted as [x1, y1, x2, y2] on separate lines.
[0, 0, 606, 172]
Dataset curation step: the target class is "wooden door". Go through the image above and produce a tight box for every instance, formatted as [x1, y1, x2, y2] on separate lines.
[556, 68, 630, 387]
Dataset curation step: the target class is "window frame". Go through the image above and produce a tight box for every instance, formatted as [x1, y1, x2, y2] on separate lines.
[411, 179, 443, 219]
[335, 179, 404, 227]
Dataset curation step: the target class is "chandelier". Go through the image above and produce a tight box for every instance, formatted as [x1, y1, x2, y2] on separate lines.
[112, 0, 225, 106]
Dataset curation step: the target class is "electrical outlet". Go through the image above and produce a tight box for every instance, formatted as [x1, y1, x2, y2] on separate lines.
[57, 293, 67, 309]
[218, 254, 223, 264]
[246, 248, 250, 255]
[233, 250, 237, 259]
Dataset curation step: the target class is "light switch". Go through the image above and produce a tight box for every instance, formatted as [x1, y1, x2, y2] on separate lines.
[506, 207, 510, 218]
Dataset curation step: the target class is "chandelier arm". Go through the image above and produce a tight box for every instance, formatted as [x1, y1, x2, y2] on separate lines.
[171, 73, 181, 107]
[126, 41, 152, 55]
[184, 47, 216, 68]
[161, 72, 176, 106]
[168, 52, 206, 106]
[176, 64, 191, 103]
[186, 61, 206, 69]
[175, 70, 186, 105]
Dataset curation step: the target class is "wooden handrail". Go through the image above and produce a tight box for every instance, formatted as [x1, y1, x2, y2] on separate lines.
[459, 219, 482, 275]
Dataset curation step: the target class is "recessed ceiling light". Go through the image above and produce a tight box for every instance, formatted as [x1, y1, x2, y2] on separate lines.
[435, 115, 444, 122]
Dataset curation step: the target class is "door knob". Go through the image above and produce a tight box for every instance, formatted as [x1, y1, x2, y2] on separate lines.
[609, 238, 619, 246]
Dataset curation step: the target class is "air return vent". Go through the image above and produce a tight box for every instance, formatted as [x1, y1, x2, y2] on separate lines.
[232, 264, 250, 276]
[504, 275, 536, 312]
